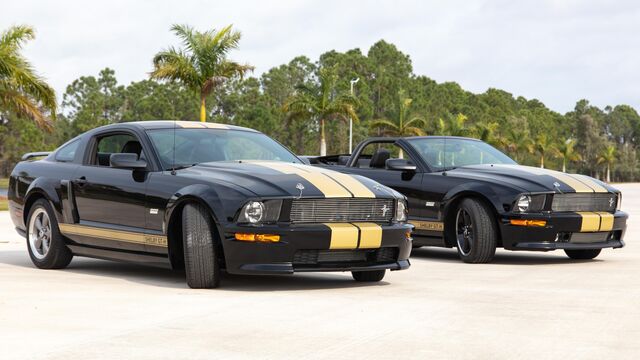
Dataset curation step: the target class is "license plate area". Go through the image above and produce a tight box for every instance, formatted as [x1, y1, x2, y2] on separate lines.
[571, 232, 610, 243]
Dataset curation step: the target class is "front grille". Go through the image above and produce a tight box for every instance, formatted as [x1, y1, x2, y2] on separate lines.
[551, 193, 617, 212]
[293, 248, 399, 265]
[290, 198, 394, 223]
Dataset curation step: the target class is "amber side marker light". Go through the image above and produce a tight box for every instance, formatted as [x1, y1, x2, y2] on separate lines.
[235, 233, 281, 242]
[510, 219, 547, 227]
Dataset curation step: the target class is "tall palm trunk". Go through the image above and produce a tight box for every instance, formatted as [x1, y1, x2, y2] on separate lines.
[606, 164, 611, 183]
[200, 94, 207, 122]
[562, 158, 566, 173]
[540, 154, 544, 168]
[320, 118, 326, 156]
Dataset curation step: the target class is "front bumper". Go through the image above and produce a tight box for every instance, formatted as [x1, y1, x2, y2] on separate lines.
[221, 222, 413, 275]
[500, 210, 628, 251]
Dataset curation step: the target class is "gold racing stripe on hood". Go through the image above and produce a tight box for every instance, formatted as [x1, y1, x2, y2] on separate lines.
[352, 222, 383, 248]
[577, 212, 601, 232]
[516, 166, 593, 193]
[325, 223, 359, 249]
[253, 162, 353, 198]
[314, 170, 376, 198]
[572, 174, 609, 193]
[596, 212, 614, 231]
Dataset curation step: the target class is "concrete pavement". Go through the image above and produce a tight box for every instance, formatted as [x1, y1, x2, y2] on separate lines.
[1, 184, 639, 359]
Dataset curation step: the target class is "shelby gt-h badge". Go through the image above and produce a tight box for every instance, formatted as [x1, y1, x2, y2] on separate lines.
[308, 136, 628, 263]
[7, 121, 412, 288]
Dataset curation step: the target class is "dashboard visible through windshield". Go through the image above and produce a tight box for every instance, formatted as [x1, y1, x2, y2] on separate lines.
[406, 138, 516, 171]
[147, 128, 301, 170]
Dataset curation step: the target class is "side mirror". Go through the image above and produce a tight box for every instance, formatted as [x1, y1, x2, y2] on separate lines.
[386, 158, 417, 172]
[110, 153, 147, 169]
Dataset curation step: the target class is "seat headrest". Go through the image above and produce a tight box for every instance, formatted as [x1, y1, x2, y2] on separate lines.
[370, 148, 390, 168]
[121, 141, 142, 157]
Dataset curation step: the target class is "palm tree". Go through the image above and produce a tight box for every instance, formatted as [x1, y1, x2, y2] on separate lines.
[150, 24, 253, 122]
[283, 67, 358, 155]
[436, 113, 470, 136]
[0, 25, 57, 128]
[473, 121, 500, 147]
[501, 128, 532, 163]
[370, 91, 426, 137]
[557, 138, 582, 173]
[597, 144, 617, 182]
[533, 133, 557, 168]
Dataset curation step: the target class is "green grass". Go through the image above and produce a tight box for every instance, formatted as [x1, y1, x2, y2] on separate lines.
[0, 178, 8, 188]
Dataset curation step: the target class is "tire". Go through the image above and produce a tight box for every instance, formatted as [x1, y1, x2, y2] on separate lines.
[26, 199, 73, 269]
[564, 249, 601, 260]
[352, 269, 386, 282]
[182, 203, 221, 289]
[453, 198, 497, 263]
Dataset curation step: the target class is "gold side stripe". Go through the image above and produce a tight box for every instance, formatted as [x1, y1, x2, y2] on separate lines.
[596, 212, 614, 231]
[353, 223, 382, 248]
[256, 162, 352, 198]
[410, 220, 444, 232]
[58, 223, 167, 247]
[577, 212, 601, 232]
[325, 223, 359, 249]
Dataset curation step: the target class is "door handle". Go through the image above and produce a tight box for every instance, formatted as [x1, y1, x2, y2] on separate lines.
[74, 176, 88, 187]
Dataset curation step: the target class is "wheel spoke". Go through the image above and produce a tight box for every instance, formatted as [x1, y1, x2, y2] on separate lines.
[35, 217, 43, 232]
[42, 238, 50, 254]
[34, 237, 43, 250]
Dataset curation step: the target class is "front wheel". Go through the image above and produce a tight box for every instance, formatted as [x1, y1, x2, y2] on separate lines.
[352, 269, 386, 282]
[182, 203, 221, 288]
[454, 198, 497, 263]
[564, 249, 601, 260]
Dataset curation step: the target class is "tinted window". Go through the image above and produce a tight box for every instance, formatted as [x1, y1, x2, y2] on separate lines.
[147, 129, 300, 169]
[407, 138, 516, 171]
[93, 133, 144, 167]
[55, 139, 80, 162]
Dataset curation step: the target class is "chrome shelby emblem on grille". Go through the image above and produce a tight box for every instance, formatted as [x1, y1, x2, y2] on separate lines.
[609, 197, 615, 208]
[381, 204, 390, 217]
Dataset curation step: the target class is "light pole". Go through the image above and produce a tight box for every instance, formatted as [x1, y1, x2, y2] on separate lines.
[349, 77, 359, 154]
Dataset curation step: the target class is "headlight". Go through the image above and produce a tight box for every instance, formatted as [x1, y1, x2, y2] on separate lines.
[395, 199, 408, 222]
[514, 194, 546, 213]
[516, 195, 531, 212]
[237, 200, 282, 224]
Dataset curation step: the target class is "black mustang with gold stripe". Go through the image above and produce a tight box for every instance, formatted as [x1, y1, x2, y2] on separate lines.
[309, 136, 628, 263]
[7, 121, 412, 288]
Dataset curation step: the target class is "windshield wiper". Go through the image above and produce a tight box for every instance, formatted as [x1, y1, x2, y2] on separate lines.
[169, 163, 198, 172]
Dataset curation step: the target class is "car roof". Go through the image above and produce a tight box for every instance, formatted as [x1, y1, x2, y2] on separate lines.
[92, 120, 259, 133]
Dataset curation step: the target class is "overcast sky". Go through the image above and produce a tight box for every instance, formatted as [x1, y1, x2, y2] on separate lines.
[2, 0, 638, 113]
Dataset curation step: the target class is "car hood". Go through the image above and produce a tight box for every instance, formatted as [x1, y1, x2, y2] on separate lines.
[178, 161, 402, 199]
[445, 164, 616, 193]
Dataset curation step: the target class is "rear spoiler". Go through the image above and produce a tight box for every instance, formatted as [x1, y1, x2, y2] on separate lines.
[21, 152, 51, 161]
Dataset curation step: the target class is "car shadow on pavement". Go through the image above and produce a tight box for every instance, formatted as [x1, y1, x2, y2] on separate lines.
[0, 250, 389, 291]
[410, 247, 602, 265]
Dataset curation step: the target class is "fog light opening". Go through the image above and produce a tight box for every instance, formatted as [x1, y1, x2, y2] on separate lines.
[234, 233, 280, 243]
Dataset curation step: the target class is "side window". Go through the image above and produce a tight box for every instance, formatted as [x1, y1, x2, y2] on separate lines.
[55, 139, 80, 162]
[92, 133, 144, 167]
[354, 142, 411, 169]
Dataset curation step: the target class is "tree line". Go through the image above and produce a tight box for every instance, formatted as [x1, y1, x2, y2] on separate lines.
[1, 24, 638, 182]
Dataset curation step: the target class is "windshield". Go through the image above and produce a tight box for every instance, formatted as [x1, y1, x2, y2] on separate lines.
[406, 138, 516, 171]
[147, 128, 301, 169]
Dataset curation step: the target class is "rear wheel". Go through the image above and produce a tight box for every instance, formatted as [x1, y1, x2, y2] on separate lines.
[182, 203, 221, 289]
[454, 198, 497, 263]
[564, 249, 601, 260]
[352, 269, 386, 282]
[26, 199, 73, 269]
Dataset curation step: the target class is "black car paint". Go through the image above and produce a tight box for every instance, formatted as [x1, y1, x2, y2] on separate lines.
[311, 137, 628, 251]
[8, 122, 412, 274]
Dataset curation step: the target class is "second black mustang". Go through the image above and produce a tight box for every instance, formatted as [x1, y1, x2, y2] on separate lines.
[309, 136, 628, 263]
[7, 121, 412, 288]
